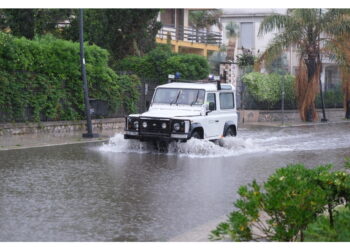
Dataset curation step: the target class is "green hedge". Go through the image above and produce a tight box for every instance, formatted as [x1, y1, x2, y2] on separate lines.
[242, 72, 296, 108]
[0, 33, 140, 122]
[116, 44, 210, 83]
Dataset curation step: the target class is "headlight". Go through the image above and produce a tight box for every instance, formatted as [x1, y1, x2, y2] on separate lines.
[173, 122, 180, 131]
[142, 121, 148, 128]
[162, 122, 167, 129]
[133, 121, 139, 130]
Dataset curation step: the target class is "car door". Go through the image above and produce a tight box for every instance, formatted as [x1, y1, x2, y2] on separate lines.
[204, 92, 222, 138]
[218, 91, 237, 135]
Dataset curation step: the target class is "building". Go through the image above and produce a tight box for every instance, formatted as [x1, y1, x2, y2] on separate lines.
[220, 8, 341, 91]
[156, 9, 222, 57]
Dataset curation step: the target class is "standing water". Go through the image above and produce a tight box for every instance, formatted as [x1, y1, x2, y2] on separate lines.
[0, 123, 350, 241]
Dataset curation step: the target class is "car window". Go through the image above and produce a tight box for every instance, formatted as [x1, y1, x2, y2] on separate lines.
[153, 88, 205, 105]
[206, 93, 216, 110]
[220, 92, 234, 109]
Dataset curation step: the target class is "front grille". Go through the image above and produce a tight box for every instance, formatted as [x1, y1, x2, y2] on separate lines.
[139, 118, 171, 135]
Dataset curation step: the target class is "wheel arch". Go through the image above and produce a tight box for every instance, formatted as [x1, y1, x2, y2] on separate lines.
[190, 123, 204, 139]
[223, 121, 237, 136]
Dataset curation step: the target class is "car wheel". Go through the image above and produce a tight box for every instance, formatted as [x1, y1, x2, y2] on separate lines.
[191, 130, 201, 139]
[224, 126, 236, 137]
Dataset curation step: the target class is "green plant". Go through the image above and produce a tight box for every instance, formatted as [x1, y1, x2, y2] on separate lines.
[316, 85, 343, 108]
[0, 32, 140, 122]
[116, 44, 210, 83]
[210, 164, 350, 242]
[304, 207, 350, 241]
[236, 52, 255, 67]
[242, 72, 296, 108]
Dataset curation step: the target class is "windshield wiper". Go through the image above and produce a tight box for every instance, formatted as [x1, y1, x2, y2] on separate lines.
[190, 90, 200, 106]
[170, 90, 182, 105]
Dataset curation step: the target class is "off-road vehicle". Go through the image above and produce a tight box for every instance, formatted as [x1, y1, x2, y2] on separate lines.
[124, 80, 238, 143]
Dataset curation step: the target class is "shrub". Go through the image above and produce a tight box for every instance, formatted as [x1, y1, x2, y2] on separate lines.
[241, 72, 296, 108]
[210, 164, 350, 242]
[0, 32, 140, 122]
[116, 44, 210, 83]
[304, 207, 350, 241]
[316, 85, 343, 108]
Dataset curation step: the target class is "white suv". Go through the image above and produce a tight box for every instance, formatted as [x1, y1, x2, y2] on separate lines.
[124, 81, 238, 142]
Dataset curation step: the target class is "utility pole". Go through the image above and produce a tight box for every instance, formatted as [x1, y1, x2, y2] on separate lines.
[281, 75, 285, 126]
[79, 9, 98, 138]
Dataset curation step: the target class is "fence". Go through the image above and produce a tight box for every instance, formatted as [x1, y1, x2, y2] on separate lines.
[157, 24, 222, 46]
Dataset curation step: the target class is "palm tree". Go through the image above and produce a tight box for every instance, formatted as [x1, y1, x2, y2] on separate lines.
[257, 9, 350, 121]
[328, 34, 350, 119]
[225, 21, 239, 61]
[189, 9, 222, 43]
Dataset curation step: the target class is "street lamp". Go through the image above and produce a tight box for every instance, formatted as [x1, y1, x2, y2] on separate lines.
[79, 9, 99, 138]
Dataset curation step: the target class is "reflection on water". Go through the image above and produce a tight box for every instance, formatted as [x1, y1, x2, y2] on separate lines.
[0, 123, 350, 241]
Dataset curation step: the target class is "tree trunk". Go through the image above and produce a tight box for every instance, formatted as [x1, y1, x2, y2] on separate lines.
[226, 37, 236, 62]
[328, 202, 334, 228]
[296, 57, 320, 122]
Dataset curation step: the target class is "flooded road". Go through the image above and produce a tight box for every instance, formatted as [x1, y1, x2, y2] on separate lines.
[0, 123, 350, 241]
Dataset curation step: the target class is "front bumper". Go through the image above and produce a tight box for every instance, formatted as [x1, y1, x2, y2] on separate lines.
[124, 116, 191, 142]
[124, 130, 190, 142]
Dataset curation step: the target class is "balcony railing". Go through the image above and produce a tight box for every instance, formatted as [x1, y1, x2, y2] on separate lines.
[157, 24, 222, 46]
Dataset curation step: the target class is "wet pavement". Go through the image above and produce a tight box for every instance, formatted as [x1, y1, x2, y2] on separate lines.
[0, 123, 350, 241]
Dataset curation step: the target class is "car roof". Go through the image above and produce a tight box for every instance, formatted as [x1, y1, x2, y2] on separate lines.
[156, 82, 235, 92]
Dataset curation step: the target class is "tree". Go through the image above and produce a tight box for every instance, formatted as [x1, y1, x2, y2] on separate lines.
[62, 9, 161, 66]
[0, 9, 73, 39]
[189, 9, 222, 43]
[257, 9, 350, 122]
[328, 34, 350, 119]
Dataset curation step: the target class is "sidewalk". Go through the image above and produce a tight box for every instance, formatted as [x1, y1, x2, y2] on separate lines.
[0, 130, 114, 151]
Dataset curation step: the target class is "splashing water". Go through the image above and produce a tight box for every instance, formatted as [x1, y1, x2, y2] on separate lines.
[99, 123, 350, 158]
[99, 133, 276, 158]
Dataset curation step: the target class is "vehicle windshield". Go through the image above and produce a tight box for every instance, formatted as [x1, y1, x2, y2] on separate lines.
[153, 88, 205, 106]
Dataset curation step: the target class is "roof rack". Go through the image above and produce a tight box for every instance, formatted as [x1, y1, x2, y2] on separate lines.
[167, 74, 233, 91]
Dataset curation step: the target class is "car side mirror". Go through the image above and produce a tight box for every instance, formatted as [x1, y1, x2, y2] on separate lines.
[206, 102, 215, 115]
[209, 102, 215, 111]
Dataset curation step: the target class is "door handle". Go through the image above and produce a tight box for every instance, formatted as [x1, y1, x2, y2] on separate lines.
[215, 120, 219, 122]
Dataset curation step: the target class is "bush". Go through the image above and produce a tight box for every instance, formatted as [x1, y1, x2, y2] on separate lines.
[316, 85, 343, 108]
[304, 207, 350, 241]
[210, 163, 350, 242]
[241, 72, 296, 109]
[0, 32, 140, 122]
[116, 44, 210, 83]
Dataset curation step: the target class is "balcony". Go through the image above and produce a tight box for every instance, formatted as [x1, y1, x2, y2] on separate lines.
[156, 24, 222, 57]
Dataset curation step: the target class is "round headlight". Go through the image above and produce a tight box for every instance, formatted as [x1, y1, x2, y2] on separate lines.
[142, 121, 148, 128]
[161, 122, 167, 129]
[173, 122, 180, 131]
[133, 121, 139, 129]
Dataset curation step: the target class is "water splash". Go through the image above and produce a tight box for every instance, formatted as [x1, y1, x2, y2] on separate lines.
[99, 133, 267, 158]
[99, 123, 350, 158]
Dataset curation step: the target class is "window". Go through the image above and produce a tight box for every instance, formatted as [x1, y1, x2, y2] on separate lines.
[240, 22, 254, 50]
[220, 93, 234, 109]
[206, 93, 216, 110]
[153, 88, 205, 105]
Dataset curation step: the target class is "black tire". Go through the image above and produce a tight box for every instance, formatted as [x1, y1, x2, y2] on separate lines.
[191, 130, 201, 139]
[224, 126, 236, 137]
